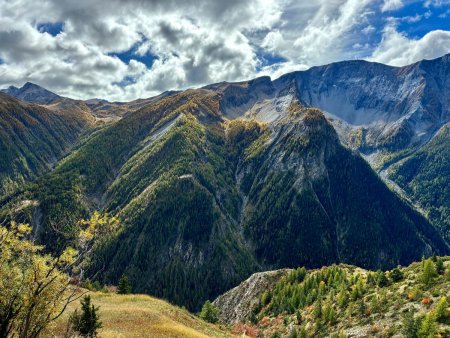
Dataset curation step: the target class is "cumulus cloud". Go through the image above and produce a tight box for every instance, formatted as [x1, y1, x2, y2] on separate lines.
[0, 0, 448, 100]
[369, 25, 450, 66]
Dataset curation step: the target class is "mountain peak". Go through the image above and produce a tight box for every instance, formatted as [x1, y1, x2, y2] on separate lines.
[1, 81, 61, 104]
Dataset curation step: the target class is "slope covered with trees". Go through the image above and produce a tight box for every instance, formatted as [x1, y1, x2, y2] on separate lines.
[0, 93, 93, 198]
[215, 257, 450, 337]
[3, 88, 445, 312]
[389, 124, 450, 243]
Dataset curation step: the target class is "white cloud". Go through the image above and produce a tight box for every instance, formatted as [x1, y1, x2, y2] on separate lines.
[0, 0, 448, 101]
[381, 0, 404, 12]
[369, 25, 450, 66]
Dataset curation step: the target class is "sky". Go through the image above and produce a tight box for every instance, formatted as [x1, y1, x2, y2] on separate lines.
[0, 0, 449, 101]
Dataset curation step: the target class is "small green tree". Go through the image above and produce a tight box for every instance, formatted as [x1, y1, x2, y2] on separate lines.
[417, 312, 437, 338]
[434, 296, 449, 323]
[376, 270, 389, 287]
[435, 257, 444, 275]
[70, 295, 102, 338]
[421, 259, 437, 286]
[117, 274, 132, 294]
[390, 267, 403, 282]
[199, 300, 219, 324]
[402, 310, 420, 338]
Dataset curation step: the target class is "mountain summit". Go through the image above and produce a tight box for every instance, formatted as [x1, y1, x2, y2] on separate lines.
[1, 82, 61, 104]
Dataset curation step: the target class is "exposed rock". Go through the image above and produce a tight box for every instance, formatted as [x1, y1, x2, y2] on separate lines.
[213, 269, 291, 325]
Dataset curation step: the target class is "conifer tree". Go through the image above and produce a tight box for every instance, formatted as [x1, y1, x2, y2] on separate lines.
[417, 312, 437, 338]
[117, 274, 132, 294]
[390, 267, 403, 282]
[421, 259, 437, 286]
[70, 295, 102, 338]
[434, 296, 448, 323]
[199, 300, 219, 324]
[435, 257, 444, 275]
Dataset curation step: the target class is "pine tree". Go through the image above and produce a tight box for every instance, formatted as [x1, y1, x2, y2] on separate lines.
[70, 295, 102, 338]
[390, 267, 403, 282]
[421, 259, 437, 286]
[402, 310, 420, 338]
[435, 257, 444, 275]
[117, 274, 132, 294]
[199, 300, 219, 323]
[434, 296, 448, 323]
[417, 312, 437, 338]
[376, 270, 389, 287]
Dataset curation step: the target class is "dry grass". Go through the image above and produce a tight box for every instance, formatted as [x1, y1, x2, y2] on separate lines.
[48, 292, 236, 338]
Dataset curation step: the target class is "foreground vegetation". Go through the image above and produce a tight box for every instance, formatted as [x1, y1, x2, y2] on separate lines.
[237, 257, 450, 337]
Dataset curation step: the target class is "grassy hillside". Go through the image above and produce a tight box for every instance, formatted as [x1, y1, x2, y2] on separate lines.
[226, 257, 450, 338]
[48, 292, 235, 338]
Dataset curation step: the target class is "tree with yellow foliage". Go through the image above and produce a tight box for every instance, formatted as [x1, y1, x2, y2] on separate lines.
[0, 212, 117, 338]
[0, 222, 82, 337]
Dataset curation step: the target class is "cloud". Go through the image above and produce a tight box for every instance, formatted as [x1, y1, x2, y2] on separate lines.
[0, 0, 448, 101]
[369, 25, 450, 66]
[381, 0, 404, 12]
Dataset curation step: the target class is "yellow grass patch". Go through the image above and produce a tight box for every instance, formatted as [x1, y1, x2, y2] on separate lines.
[48, 292, 236, 338]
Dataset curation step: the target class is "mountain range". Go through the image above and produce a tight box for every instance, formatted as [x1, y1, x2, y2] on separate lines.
[0, 53, 449, 311]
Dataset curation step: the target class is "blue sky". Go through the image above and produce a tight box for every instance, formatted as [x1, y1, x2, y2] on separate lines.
[0, 0, 449, 101]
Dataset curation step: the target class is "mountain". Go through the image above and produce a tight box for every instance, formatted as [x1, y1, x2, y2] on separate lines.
[277, 54, 450, 243]
[213, 257, 450, 337]
[0, 54, 448, 312]
[0, 93, 94, 198]
[1, 82, 62, 104]
[2, 84, 446, 312]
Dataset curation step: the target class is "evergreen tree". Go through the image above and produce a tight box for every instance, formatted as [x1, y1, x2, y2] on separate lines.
[117, 274, 132, 294]
[199, 300, 219, 324]
[434, 296, 448, 323]
[70, 295, 102, 338]
[417, 312, 437, 338]
[421, 259, 437, 286]
[402, 310, 420, 338]
[390, 267, 403, 282]
[435, 257, 444, 275]
[376, 270, 389, 287]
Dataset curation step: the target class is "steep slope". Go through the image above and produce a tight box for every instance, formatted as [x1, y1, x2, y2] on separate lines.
[213, 257, 450, 338]
[388, 123, 450, 242]
[239, 107, 447, 269]
[276, 54, 449, 152]
[0, 93, 94, 197]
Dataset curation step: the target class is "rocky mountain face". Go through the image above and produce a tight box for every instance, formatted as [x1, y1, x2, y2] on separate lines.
[0, 54, 448, 312]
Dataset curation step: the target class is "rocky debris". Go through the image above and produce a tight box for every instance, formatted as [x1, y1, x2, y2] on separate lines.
[213, 269, 291, 325]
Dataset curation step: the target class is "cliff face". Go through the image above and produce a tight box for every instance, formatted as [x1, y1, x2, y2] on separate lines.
[213, 269, 291, 325]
